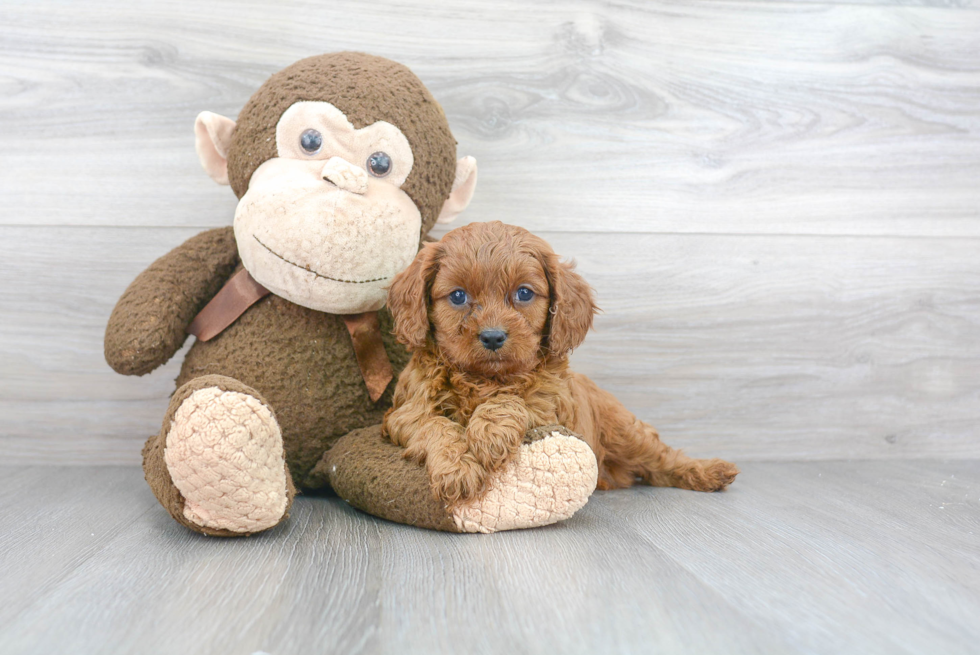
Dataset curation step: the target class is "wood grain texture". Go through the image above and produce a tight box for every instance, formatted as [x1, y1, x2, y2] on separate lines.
[1, 0, 979, 235]
[0, 467, 158, 627]
[3, 227, 978, 463]
[1, 0, 979, 463]
[599, 458, 980, 655]
[0, 462, 977, 654]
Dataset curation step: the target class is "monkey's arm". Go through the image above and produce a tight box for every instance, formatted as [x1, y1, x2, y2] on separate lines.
[325, 422, 598, 533]
[105, 226, 239, 376]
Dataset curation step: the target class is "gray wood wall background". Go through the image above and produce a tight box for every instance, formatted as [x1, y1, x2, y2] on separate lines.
[2, 0, 978, 465]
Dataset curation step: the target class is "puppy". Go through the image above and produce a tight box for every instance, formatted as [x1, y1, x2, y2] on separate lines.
[382, 221, 738, 507]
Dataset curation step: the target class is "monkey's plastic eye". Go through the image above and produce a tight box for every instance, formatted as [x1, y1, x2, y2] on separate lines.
[515, 287, 535, 303]
[448, 289, 468, 306]
[367, 151, 392, 177]
[300, 129, 322, 154]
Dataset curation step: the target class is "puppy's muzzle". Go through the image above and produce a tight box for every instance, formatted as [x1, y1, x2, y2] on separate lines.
[479, 329, 508, 352]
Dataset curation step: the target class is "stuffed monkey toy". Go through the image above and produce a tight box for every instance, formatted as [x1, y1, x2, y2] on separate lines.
[105, 53, 598, 536]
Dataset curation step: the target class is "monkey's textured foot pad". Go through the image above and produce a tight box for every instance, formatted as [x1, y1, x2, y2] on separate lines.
[452, 432, 598, 534]
[164, 387, 288, 534]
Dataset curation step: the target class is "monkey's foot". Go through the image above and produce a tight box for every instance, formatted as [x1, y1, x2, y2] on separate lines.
[451, 426, 598, 534]
[164, 385, 289, 534]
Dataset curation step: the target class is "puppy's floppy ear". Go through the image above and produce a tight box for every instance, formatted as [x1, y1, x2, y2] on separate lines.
[541, 251, 598, 357]
[386, 241, 441, 350]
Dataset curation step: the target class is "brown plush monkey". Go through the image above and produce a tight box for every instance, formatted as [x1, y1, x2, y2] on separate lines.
[105, 53, 598, 536]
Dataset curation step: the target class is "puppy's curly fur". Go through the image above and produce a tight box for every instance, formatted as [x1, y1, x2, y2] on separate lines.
[383, 221, 738, 507]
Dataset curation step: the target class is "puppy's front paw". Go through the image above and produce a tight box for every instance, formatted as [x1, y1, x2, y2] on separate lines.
[429, 453, 490, 507]
[402, 441, 428, 465]
[465, 395, 527, 473]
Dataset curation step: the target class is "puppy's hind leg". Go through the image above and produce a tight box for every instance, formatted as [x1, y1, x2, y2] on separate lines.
[619, 418, 738, 492]
[581, 378, 738, 492]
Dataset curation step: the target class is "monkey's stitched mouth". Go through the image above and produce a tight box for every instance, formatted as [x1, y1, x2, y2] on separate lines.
[253, 235, 389, 285]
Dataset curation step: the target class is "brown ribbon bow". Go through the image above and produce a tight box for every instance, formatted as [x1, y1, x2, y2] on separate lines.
[187, 269, 393, 402]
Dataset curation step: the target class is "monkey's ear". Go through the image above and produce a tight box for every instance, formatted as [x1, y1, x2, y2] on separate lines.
[543, 255, 598, 358]
[436, 156, 478, 224]
[386, 242, 441, 350]
[194, 111, 236, 186]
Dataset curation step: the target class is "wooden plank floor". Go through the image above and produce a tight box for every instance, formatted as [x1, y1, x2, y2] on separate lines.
[1, 461, 977, 655]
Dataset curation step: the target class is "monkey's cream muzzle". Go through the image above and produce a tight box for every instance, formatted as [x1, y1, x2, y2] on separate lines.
[234, 156, 422, 315]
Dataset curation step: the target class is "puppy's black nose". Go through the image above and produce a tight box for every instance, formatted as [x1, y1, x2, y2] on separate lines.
[479, 329, 508, 351]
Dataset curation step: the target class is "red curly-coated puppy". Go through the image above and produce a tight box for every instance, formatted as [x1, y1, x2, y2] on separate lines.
[382, 221, 738, 507]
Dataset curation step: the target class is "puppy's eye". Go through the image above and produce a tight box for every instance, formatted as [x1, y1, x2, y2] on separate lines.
[515, 287, 535, 303]
[448, 289, 468, 306]
[300, 129, 322, 154]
